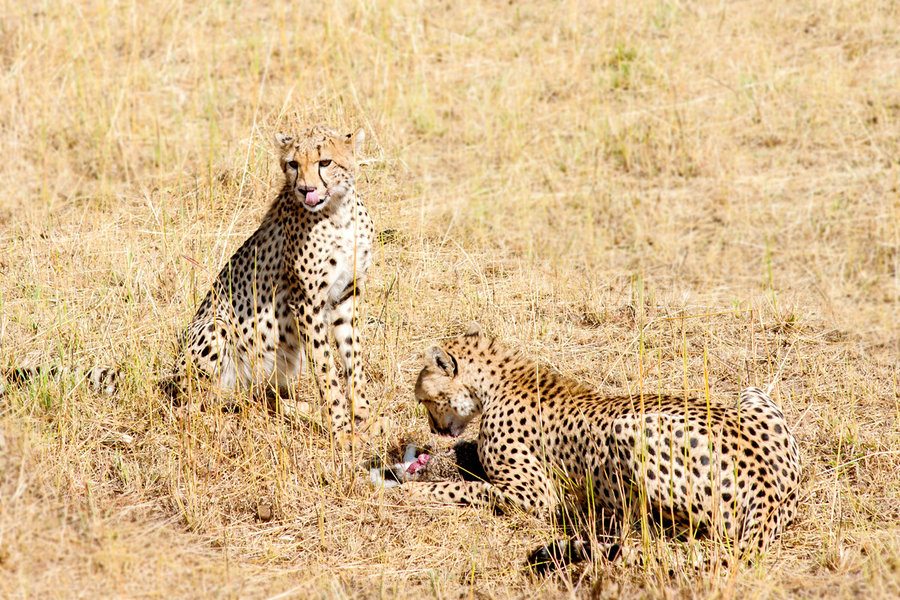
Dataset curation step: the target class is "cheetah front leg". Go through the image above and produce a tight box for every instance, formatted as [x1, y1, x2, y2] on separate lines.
[330, 291, 370, 425]
[402, 453, 557, 515]
[402, 480, 507, 509]
[295, 298, 353, 433]
[287, 268, 357, 434]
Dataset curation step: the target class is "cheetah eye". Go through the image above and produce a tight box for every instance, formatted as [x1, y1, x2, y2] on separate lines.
[287, 161, 298, 169]
[319, 159, 332, 168]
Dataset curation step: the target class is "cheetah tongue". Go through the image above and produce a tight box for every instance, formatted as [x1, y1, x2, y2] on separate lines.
[304, 189, 320, 205]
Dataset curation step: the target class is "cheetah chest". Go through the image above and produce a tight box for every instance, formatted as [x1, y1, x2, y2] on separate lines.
[292, 215, 372, 308]
[327, 235, 371, 304]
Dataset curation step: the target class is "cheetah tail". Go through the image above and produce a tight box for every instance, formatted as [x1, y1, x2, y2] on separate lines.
[0, 365, 118, 397]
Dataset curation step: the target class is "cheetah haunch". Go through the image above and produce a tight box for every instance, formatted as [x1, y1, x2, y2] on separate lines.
[405, 326, 801, 570]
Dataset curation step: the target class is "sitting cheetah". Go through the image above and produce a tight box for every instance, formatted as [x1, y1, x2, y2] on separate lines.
[163, 125, 374, 431]
[3, 126, 374, 433]
[405, 325, 801, 570]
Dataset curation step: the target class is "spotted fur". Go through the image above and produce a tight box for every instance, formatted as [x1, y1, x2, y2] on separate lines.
[406, 327, 801, 569]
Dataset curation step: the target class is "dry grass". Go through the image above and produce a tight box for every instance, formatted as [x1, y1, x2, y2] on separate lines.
[1, 0, 899, 598]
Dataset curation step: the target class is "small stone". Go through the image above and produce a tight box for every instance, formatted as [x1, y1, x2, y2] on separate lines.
[256, 502, 274, 522]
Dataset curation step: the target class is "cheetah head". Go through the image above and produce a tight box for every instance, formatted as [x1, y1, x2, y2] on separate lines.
[274, 125, 365, 212]
[415, 325, 485, 437]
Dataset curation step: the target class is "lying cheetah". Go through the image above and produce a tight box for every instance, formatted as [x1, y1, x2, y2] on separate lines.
[3, 126, 374, 433]
[405, 325, 801, 570]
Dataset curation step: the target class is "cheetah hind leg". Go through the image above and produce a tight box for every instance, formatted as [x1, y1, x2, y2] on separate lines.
[527, 536, 639, 575]
[265, 384, 312, 421]
[527, 506, 635, 574]
[158, 356, 249, 414]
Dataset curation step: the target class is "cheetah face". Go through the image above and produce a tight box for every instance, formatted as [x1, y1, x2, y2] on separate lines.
[415, 346, 481, 438]
[274, 126, 365, 212]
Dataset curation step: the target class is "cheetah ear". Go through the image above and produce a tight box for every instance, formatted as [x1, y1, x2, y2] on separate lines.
[464, 322, 482, 337]
[425, 346, 458, 378]
[345, 127, 365, 154]
[273, 133, 294, 150]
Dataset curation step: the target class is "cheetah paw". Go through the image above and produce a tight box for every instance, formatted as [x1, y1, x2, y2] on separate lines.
[398, 481, 441, 503]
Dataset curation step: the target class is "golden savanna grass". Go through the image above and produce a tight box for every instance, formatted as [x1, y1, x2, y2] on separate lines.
[1, 0, 899, 597]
